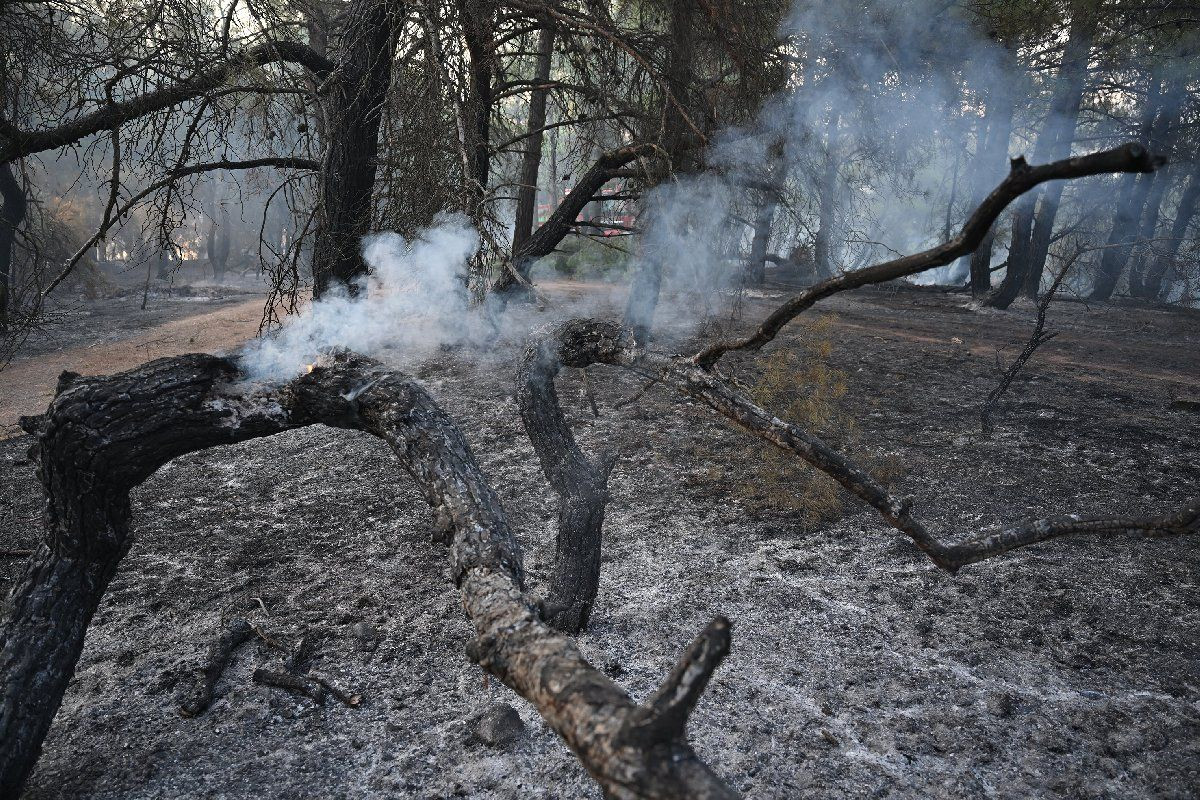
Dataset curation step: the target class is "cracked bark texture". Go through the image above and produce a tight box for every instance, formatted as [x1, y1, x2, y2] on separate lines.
[516, 321, 636, 632]
[0, 351, 735, 800]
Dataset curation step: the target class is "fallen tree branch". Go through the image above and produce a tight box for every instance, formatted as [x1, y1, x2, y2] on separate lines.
[693, 143, 1164, 369]
[538, 320, 1198, 574]
[0, 352, 735, 799]
[253, 668, 326, 705]
[179, 618, 254, 717]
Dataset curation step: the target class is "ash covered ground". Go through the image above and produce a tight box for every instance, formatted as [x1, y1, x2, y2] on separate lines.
[2, 286, 1199, 799]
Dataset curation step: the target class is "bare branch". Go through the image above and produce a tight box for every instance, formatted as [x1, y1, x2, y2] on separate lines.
[693, 143, 1165, 369]
[0, 42, 333, 163]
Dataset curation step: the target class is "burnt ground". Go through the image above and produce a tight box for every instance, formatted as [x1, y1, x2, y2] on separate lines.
[2, 284, 1199, 799]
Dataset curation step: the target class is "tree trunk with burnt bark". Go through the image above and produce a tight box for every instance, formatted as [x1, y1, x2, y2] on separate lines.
[1090, 77, 1186, 301]
[310, 0, 402, 297]
[812, 110, 841, 279]
[1139, 162, 1200, 299]
[987, 9, 1094, 308]
[516, 321, 635, 632]
[0, 163, 26, 331]
[493, 144, 652, 296]
[511, 26, 555, 255]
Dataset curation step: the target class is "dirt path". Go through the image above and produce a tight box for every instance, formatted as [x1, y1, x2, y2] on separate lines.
[0, 299, 264, 436]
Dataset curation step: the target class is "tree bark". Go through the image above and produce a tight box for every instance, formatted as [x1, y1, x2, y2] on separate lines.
[1140, 162, 1200, 298]
[458, 0, 497, 206]
[622, 0, 697, 343]
[1127, 165, 1173, 298]
[310, 0, 402, 297]
[492, 144, 653, 296]
[0, 163, 26, 331]
[0, 352, 736, 799]
[1017, 12, 1097, 299]
[812, 109, 841, 279]
[964, 84, 1016, 296]
[511, 25, 555, 255]
[746, 194, 777, 286]
[516, 321, 635, 632]
[1090, 77, 1186, 301]
[986, 8, 1094, 309]
[207, 207, 231, 282]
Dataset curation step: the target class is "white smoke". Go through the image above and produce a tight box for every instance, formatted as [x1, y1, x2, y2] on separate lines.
[240, 214, 481, 382]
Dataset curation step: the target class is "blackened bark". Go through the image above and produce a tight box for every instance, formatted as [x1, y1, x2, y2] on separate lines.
[987, 11, 1094, 309]
[812, 110, 841, 279]
[206, 208, 231, 282]
[310, 0, 401, 297]
[0, 351, 736, 799]
[511, 25, 555, 255]
[0, 355, 294, 796]
[0, 162, 26, 330]
[493, 144, 652, 295]
[1128, 166, 1173, 298]
[516, 321, 635, 632]
[458, 0, 496, 203]
[622, 0, 697, 342]
[1018, 14, 1096, 299]
[1140, 162, 1200, 298]
[746, 194, 777, 286]
[1091, 78, 1186, 301]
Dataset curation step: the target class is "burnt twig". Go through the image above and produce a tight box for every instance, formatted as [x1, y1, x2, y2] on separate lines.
[253, 668, 326, 705]
[980, 254, 1075, 435]
[179, 618, 254, 717]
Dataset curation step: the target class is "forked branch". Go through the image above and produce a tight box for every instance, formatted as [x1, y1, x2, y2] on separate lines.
[0, 351, 736, 799]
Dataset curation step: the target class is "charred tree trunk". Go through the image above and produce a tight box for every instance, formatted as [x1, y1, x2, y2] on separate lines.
[987, 11, 1093, 309]
[812, 110, 841, 279]
[1018, 14, 1096, 299]
[965, 89, 1016, 296]
[516, 321, 635, 632]
[310, 0, 401, 298]
[1140, 162, 1200, 299]
[1091, 78, 1185, 301]
[493, 144, 651, 296]
[511, 25, 555, 255]
[1128, 166, 1173, 298]
[622, 0, 697, 343]
[458, 0, 496, 206]
[746, 194, 777, 286]
[0, 163, 26, 331]
[0, 352, 736, 799]
[206, 207, 231, 282]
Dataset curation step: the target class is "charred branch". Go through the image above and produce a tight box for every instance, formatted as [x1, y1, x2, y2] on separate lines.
[0, 351, 735, 799]
[693, 143, 1165, 369]
[0, 42, 333, 163]
[515, 321, 636, 632]
[493, 143, 656, 296]
[179, 618, 255, 718]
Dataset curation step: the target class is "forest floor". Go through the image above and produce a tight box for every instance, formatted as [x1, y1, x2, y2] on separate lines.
[2, 282, 1199, 799]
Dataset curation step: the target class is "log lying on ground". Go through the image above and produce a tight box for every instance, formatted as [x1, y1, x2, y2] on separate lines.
[516, 321, 638, 632]
[0, 351, 736, 799]
[537, 319, 1199, 574]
